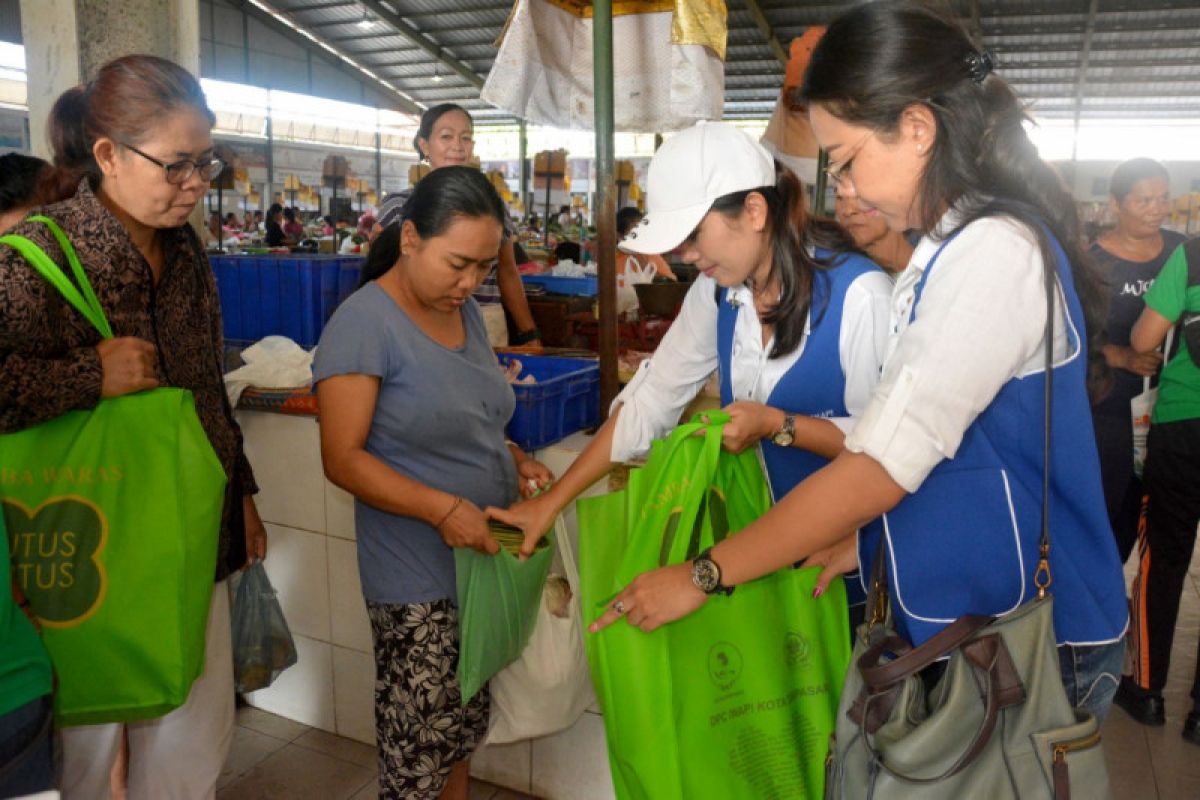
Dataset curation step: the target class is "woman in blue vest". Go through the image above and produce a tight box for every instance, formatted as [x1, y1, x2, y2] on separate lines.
[589, 1, 1129, 723]
[489, 120, 892, 609]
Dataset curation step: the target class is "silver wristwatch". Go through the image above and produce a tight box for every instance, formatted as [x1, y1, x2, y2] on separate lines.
[691, 548, 734, 596]
[770, 414, 796, 447]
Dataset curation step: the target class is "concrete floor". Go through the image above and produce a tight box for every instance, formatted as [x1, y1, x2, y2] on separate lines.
[218, 544, 1200, 800]
[216, 706, 533, 800]
[1104, 540, 1200, 800]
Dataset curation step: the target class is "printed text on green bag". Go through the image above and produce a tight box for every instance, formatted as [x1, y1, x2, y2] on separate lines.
[4, 495, 108, 627]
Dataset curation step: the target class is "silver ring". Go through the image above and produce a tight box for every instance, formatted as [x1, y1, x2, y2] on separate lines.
[613, 600, 627, 616]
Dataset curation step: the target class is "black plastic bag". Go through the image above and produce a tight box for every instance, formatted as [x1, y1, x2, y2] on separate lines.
[232, 562, 298, 692]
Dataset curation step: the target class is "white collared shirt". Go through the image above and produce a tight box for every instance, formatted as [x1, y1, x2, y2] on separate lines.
[844, 212, 1074, 492]
[610, 270, 893, 462]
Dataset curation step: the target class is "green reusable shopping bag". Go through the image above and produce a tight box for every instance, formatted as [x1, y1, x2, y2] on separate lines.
[0, 217, 226, 726]
[579, 412, 851, 800]
[455, 530, 556, 704]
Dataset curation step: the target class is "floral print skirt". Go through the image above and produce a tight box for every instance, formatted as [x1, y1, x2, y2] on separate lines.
[367, 599, 490, 799]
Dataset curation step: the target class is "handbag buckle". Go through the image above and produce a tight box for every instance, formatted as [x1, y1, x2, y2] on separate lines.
[1034, 543, 1052, 600]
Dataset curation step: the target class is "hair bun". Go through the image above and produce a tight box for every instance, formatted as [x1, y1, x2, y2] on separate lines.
[965, 50, 994, 83]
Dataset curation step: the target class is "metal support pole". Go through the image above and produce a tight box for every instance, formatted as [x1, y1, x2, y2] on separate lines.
[1070, 0, 1101, 175]
[265, 95, 275, 205]
[813, 150, 830, 216]
[375, 117, 383, 205]
[593, 0, 618, 417]
[518, 120, 529, 215]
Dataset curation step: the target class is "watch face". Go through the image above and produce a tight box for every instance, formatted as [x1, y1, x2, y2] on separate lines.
[692, 558, 720, 593]
[772, 431, 794, 447]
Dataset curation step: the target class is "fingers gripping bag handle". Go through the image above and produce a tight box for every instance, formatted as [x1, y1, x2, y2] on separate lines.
[0, 216, 114, 339]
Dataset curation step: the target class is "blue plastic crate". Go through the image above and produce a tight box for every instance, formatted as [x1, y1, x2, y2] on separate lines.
[210, 256, 242, 339]
[497, 354, 600, 451]
[210, 254, 361, 348]
[338, 258, 362, 306]
[521, 274, 597, 296]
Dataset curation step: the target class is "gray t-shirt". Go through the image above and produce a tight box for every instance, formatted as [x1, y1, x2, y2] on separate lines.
[312, 282, 518, 604]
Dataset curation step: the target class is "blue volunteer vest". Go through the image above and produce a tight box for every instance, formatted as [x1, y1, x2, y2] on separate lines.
[859, 229, 1128, 647]
[717, 252, 881, 604]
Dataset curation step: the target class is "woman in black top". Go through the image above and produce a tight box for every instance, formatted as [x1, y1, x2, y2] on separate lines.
[1090, 157, 1184, 563]
[264, 202, 286, 247]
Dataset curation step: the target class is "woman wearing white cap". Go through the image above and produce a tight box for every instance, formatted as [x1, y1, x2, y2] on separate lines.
[489, 120, 892, 605]
[583, 1, 1128, 724]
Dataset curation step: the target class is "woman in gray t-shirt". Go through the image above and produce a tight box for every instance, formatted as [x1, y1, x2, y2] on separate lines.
[314, 167, 552, 800]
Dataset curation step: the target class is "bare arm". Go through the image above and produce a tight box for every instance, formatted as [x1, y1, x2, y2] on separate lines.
[487, 408, 622, 554]
[1130, 306, 1174, 354]
[496, 239, 539, 340]
[591, 450, 906, 632]
[317, 373, 497, 553]
[719, 401, 845, 459]
[714, 451, 904, 585]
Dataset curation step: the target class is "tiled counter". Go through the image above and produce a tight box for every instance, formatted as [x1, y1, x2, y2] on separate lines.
[237, 410, 616, 799]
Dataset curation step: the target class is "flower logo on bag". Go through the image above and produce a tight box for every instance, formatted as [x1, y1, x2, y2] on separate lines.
[784, 632, 811, 668]
[708, 642, 743, 690]
[4, 496, 108, 627]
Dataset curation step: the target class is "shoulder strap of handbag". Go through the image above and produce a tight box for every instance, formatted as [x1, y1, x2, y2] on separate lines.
[1034, 231, 1055, 597]
[1183, 237, 1200, 288]
[0, 215, 114, 339]
[865, 231, 1057, 616]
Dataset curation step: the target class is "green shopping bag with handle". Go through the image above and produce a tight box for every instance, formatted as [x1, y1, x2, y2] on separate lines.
[455, 527, 557, 703]
[0, 217, 226, 726]
[579, 412, 851, 799]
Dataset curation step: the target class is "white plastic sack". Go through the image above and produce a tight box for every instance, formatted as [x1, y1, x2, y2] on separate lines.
[487, 516, 594, 744]
[482, 0, 725, 132]
[551, 259, 585, 277]
[1131, 328, 1173, 478]
[617, 255, 656, 316]
[223, 336, 315, 405]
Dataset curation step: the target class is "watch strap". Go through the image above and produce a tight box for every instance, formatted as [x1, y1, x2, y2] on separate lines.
[696, 547, 735, 596]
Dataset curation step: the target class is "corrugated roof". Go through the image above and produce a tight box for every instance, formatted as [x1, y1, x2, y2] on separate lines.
[9, 0, 1200, 123]
[262, 0, 1200, 122]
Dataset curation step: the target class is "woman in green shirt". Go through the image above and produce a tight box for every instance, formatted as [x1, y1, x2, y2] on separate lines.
[1120, 239, 1200, 744]
[0, 512, 54, 796]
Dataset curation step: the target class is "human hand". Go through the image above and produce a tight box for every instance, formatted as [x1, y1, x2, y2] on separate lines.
[711, 401, 783, 453]
[1121, 346, 1163, 377]
[436, 496, 499, 555]
[243, 495, 268, 568]
[802, 533, 860, 599]
[485, 491, 559, 558]
[589, 562, 707, 633]
[517, 458, 555, 499]
[97, 337, 159, 398]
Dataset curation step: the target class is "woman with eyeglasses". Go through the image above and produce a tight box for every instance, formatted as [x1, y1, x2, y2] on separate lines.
[584, 1, 1128, 725]
[0, 54, 266, 797]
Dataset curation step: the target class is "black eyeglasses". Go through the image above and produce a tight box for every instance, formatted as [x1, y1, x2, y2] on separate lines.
[122, 143, 225, 185]
[824, 130, 875, 188]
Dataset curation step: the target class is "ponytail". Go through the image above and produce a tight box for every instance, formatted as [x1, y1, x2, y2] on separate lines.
[358, 166, 506, 287]
[41, 54, 215, 204]
[44, 85, 96, 200]
[708, 164, 859, 359]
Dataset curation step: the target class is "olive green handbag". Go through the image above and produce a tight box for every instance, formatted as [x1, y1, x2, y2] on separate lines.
[825, 247, 1111, 800]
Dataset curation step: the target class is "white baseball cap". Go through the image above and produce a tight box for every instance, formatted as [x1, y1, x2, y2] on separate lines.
[619, 121, 777, 255]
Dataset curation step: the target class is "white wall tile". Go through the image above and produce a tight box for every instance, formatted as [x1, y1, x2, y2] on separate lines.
[328, 537, 372, 653]
[470, 738, 532, 794]
[262, 523, 330, 643]
[325, 479, 357, 541]
[246, 634, 335, 734]
[531, 711, 616, 800]
[332, 646, 376, 746]
[238, 412, 326, 533]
